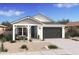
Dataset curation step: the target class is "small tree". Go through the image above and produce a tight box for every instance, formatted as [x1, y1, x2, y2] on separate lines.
[0, 34, 6, 52]
[57, 19, 69, 24]
[1, 21, 12, 31]
[1, 21, 12, 42]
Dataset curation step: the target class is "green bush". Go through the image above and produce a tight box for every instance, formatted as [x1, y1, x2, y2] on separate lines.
[5, 34, 12, 41]
[48, 45, 58, 49]
[20, 45, 28, 50]
[0, 34, 4, 39]
[65, 27, 79, 37]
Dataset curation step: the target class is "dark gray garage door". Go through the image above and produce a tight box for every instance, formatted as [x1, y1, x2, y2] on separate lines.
[43, 27, 62, 38]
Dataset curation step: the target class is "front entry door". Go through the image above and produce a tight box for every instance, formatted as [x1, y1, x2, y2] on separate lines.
[31, 26, 37, 38]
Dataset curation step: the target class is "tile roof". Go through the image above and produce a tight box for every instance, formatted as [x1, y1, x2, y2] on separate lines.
[0, 25, 7, 28]
[66, 22, 79, 26]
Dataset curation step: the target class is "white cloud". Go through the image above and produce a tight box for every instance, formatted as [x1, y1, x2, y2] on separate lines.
[54, 3, 79, 8]
[0, 10, 24, 16]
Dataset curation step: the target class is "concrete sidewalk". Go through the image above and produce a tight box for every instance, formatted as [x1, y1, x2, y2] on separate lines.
[0, 49, 71, 55]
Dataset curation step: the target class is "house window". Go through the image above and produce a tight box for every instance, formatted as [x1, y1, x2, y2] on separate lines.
[23, 28, 27, 36]
[18, 28, 22, 35]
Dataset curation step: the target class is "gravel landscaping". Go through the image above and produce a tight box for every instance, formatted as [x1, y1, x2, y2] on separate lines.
[1, 39, 79, 55]
[0, 40, 53, 53]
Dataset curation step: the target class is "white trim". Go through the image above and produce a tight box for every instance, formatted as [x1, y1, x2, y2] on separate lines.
[12, 16, 43, 24]
[27, 25, 31, 40]
[62, 27, 65, 38]
[13, 24, 65, 27]
[12, 16, 30, 24]
[13, 25, 15, 41]
[22, 27, 23, 36]
[40, 26, 43, 40]
[42, 24, 65, 27]
[13, 24, 41, 26]
[13, 23, 66, 28]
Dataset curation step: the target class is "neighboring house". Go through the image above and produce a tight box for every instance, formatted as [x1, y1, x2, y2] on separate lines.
[65, 22, 79, 32]
[0, 25, 7, 34]
[12, 13, 65, 41]
[66, 22, 79, 27]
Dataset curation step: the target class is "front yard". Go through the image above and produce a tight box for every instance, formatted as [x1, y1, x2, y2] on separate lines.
[1, 39, 79, 55]
[0, 40, 56, 53]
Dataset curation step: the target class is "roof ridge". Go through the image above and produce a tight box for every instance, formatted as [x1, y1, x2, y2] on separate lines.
[34, 13, 53, 22]
[12, 16, 43, 24]
[11, 16, 31, 24]
[31, 17, 44, 24]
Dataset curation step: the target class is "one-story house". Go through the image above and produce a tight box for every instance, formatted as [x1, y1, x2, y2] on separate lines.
[12, 14, 65, 41]
[65, 22, 79, 32]
[0, 25, 7, 34]
[66, 22, 79, 27]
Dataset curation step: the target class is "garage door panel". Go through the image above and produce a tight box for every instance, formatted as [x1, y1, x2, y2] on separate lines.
[43, 27, 62, 38]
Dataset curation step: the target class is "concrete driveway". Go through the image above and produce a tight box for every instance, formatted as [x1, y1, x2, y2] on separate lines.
[46, 38, 79, 55]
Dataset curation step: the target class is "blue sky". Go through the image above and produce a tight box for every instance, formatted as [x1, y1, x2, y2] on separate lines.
[0, 3, 79, 23]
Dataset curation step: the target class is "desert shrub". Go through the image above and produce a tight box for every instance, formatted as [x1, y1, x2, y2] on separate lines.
[48, 45, 58, 49]
[25, 47, 28, 50]
[65, 32, 69, 38]
[0, 47, 8, 52]
[3, 31, 12, 41]
[20, 45, 28, 50]
[16, 35, 27, 40]
[72, 39, 79, 41]
[66, 27, 79, 37]
[16, 36, 23, 40]
[0, 34, 7, 52]
[0, 34, 4, 39]
[21, 45, 26, 49]
[4, 48, 8, 52]
[5, 34, 12, 41]
[29, 39, 32, 42]
[10, 41, 16, 43]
